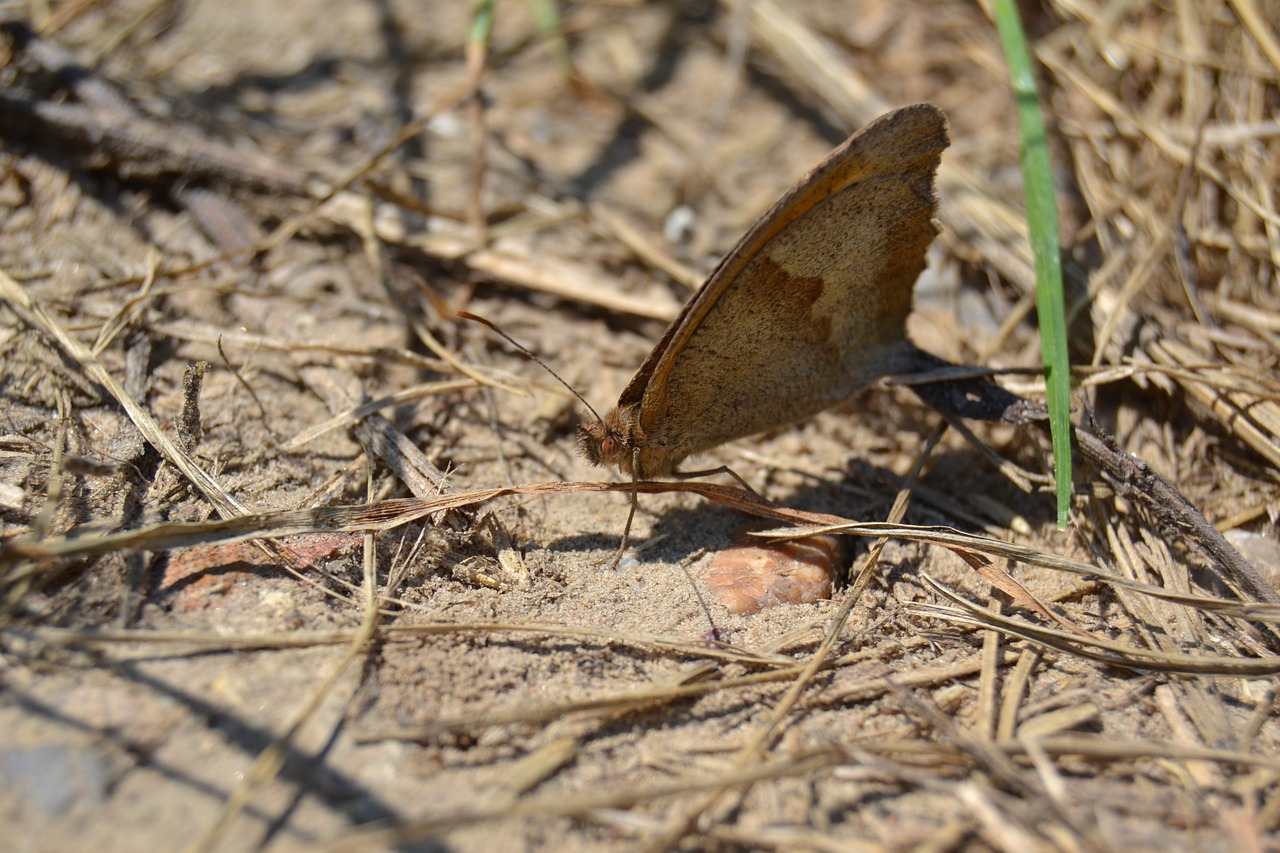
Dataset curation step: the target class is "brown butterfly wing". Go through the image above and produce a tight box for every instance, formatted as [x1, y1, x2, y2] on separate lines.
[628, 104, 949, 465]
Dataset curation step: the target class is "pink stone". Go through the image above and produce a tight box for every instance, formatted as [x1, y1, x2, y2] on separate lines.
[703, 531, 844, 615]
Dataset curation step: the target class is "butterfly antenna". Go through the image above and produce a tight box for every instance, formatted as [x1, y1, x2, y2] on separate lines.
[457, 311, 604, 422]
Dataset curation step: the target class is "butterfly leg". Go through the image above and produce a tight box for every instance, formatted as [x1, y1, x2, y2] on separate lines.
[671, 464, 759, 497]
[606, 492, 640, 570]
[605, 448, 644, 570]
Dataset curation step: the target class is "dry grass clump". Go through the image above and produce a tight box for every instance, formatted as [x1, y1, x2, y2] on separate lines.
[1044, 0, 1280, 468]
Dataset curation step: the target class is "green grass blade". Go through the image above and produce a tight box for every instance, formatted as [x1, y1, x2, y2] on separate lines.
[991, 0, 1073, 527]
[469, 0, 494, 54]
[529, 0, 575, 79]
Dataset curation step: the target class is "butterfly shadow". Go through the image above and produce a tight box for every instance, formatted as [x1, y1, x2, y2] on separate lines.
[546, 434, 1058, 581]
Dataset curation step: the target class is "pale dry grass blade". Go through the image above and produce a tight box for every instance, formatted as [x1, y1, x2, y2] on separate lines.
[918, 580, 1280, 676]
[187, 530, 384, 853]
[458, 247, 681, 320]
[0, 267, 246, 519]
[1145, 336, 1280, 470]
[589, 202, 704, 292]
[283, 378, 479, 451]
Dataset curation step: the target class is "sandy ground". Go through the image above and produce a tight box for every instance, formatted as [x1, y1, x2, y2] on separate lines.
[2, 1, 1279, 851]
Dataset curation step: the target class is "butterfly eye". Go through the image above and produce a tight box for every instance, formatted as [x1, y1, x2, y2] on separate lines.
[600, 435, 619, 455]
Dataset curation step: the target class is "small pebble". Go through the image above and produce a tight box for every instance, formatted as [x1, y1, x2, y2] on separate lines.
[1224, 530, 1280, 589]
[663, 204, 696, 244]
[703, 530, 845, 615]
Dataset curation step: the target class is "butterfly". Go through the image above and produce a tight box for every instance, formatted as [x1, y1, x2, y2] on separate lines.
[577, 104, 951, 481]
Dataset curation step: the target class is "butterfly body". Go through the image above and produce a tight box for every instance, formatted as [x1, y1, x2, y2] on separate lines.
[577, 104, 949, 480]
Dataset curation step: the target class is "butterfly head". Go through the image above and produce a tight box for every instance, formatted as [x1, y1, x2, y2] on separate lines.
[577, 404, 644, 476]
